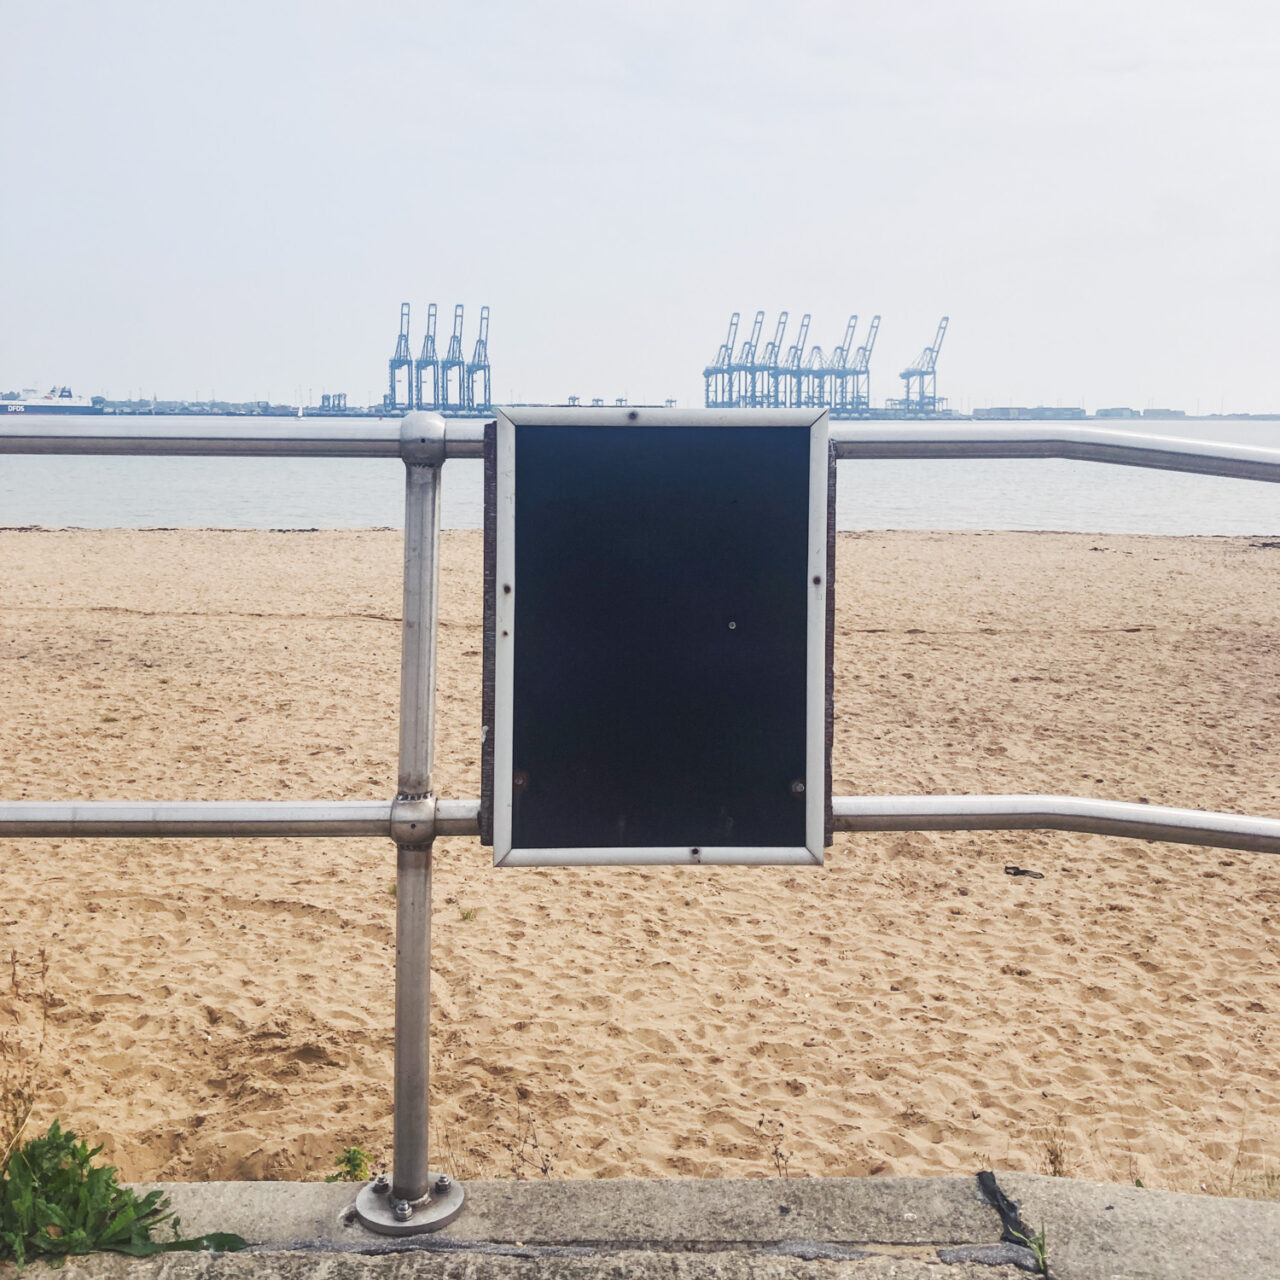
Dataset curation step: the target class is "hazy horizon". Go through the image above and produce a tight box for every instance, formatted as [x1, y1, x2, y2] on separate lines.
[3, 1, 1277, 413]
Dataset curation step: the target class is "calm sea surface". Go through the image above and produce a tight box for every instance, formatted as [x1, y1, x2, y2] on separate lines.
[1, 415, 1278, 535]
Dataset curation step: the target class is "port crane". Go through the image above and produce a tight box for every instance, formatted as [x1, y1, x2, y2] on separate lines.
[730, 310, 765, 407]
[898, 316, 948, 413]
[849, 314, 880, 413]
[702, 312, 740, 407]
[827, 315, 857, 412]
[388, 303, 412, 410]
[756, 312, 788, 407]
[440, 305, 467, 411]
[414, 303, 438, 411]
[466, 305, 491, 412]
[782, 313, 811, 408]
[804, 344, 828, 408]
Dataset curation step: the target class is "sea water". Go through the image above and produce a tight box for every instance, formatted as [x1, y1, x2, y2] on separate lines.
[1, 415, 1277, 535]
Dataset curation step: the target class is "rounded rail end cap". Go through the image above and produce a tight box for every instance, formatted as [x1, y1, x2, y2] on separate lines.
[399, 412, 447, 466]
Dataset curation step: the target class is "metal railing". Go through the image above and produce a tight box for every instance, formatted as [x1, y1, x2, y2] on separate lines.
[3, 411, 1280, 1226]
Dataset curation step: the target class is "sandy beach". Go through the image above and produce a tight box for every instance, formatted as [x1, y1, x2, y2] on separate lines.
[1, 527, 1278, 1194]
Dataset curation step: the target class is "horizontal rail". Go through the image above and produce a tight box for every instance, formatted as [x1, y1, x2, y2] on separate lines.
[0, 798, 481, 839]
[832, 795, 1280, 855]
[2, 795, 1277, 855]
[829, 423, 1280, 483]
[3, 417, 1279, 483]
[0, 418, 486, 459]
[434, 798, 483, 836]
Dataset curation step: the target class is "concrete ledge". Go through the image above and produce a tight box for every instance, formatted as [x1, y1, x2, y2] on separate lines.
[137, 1174, 998, 1249]
[999, 1171, 1280, 1279]
[4, 1173, 1277, 1278]
[10, 1253, 1030, 1279]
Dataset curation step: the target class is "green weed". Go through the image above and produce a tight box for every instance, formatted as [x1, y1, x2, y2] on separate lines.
[325, 1146, 371, 1183]
[1010, 1222, 1050, 1275]
[0, 1120, 245, 1268]
[1026, 1225, 1050, 1273]
[0, 955, 243, 1268]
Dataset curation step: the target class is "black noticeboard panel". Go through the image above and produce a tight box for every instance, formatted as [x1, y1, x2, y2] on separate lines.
[483, 415, 827, 863]
[513, 424, 808, 850]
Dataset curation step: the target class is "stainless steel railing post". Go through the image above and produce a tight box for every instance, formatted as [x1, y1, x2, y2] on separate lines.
[392, 455, 440, 1205]
[355, 412, 464, 1234]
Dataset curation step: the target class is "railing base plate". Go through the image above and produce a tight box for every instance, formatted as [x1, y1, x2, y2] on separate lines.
[353, 1173, 465, 1235]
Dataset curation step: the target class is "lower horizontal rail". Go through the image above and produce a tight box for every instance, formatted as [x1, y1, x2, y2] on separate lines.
[1, 795, 1277, 855]
[0, 798, 479, 840]
[832, 795, 1280, 855]
[0, 800, 395, 838]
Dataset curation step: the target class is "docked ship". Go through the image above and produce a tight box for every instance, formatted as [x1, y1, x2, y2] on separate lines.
[4, 387, 104, 415]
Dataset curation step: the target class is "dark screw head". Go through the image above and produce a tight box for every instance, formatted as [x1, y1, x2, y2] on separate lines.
[503, 583, 512, 594]
[813, 575, 822, 585]
[790, 779, 806, 796]
[392, 1198, 413, 1222]
[513, 770, 529, 791]
[627, 409, 639, 421]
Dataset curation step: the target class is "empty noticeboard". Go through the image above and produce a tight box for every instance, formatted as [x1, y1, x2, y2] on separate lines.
[482, 408, 832, 867]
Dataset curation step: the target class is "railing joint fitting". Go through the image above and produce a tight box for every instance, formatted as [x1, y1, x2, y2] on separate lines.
[390, 794, 436, 846]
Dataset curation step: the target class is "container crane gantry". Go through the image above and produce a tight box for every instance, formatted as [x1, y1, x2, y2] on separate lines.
[849, 314, 880, 414]
[387, 303, 412, 411]
[804, 344, 827, 408]
[827, 315, 857, 413]
[730, 310, 765, 407]
[757, 312, 788, 408]
[703, 312, 740, 408]
[782, 313, 811, 408]
[466, 305, 491, 412]
[414, 303, 438, 411]
[898, 316, 949, 413]
[440, 304, 467, 411]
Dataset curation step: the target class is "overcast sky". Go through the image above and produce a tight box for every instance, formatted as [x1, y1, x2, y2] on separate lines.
[2, 0, 1277, 412]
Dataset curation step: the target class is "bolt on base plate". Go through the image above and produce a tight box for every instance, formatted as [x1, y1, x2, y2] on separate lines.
[354, 1173, 465, 1235]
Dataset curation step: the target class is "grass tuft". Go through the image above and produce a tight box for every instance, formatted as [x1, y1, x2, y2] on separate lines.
[1, 950, 49, 1176]
[1037, 1116, 1071, 1179]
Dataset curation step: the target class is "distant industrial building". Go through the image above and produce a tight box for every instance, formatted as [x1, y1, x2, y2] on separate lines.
[974, 406, 1086, 420]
